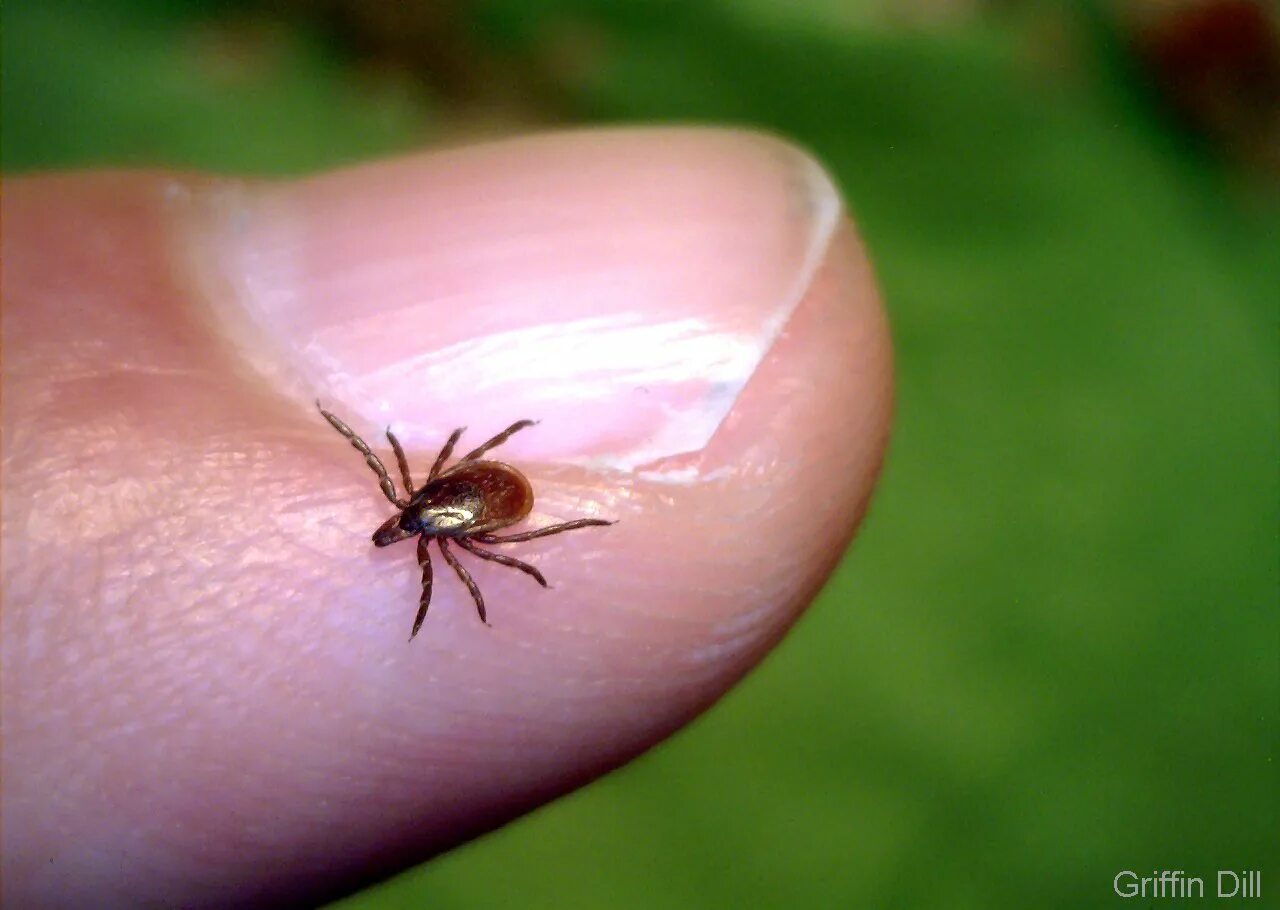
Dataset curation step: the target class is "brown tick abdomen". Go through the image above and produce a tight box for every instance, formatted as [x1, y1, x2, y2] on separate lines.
[437, 460, 533, 532]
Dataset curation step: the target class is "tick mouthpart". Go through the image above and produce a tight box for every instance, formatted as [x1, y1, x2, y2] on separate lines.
[372, 514, 416, 547]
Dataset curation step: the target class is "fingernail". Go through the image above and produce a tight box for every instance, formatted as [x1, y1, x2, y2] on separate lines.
[184, 128, 841, 469]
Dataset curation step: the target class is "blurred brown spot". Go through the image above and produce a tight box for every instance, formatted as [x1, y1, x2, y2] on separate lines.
[1133, 0, 1280, 175]
[191, 15, 290, 87]
[268, 0, 574, 139]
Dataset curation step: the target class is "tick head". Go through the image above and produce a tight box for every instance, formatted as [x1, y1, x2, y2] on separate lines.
[372, 512, 417, 547]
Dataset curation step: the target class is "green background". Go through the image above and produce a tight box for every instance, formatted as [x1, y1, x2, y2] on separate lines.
[6, 1, 1276, 907]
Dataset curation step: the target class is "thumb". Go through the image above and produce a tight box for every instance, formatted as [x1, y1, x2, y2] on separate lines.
[2, 128, 892, 908]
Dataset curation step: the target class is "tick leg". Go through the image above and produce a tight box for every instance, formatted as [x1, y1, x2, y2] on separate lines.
[475, 519, 615, 544]
[459, 419, 537, 463]
[439, 538, 488, 625]
[317, 402, 408, 508]
[456, 537, 548, 587]
[410, 535, 433, 641]
[387, 427, 413, 494]
[429, 427, 466, 481]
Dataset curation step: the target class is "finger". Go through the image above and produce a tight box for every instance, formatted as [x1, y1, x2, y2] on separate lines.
[2, 128, 891, 909]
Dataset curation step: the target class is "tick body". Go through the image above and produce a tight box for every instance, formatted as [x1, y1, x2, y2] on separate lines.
[318, 403, 613, 639]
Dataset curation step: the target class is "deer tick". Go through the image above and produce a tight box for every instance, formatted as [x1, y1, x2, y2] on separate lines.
[318, 403, 613, 639]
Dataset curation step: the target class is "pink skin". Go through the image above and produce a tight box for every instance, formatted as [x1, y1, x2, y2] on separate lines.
[1, 129, 893, 908]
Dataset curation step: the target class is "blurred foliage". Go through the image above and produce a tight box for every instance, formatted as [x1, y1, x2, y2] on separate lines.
[4, 1, 1276, 908]
[2, 0, 432, 173]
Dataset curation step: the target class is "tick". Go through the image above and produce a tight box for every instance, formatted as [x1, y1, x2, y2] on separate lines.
[318, 403, 614, 639]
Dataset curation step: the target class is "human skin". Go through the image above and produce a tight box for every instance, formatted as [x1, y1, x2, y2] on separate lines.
[1, 128, 893, 908]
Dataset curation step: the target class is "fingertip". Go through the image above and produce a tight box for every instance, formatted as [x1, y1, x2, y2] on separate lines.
[1, 140, 888, 907]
